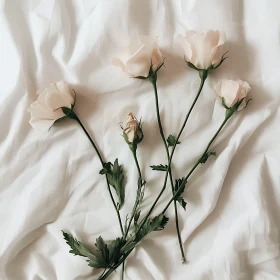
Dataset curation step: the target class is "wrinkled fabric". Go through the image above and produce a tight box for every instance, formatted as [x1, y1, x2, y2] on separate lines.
[1, 1, 280, 280]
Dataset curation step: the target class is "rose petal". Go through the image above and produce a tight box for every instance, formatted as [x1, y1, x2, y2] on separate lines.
[111, 57, 127, 73]
[28, 81, 73, 131]
[178, 35, 193, 62]
[29, 118, 56, 131]
[56, 81, 74, 106]
[215, 80, 239, 107]
[237, 99, 247, 111]
[112, 37, 162, 77]
[210, 44, 224, 67]
[188, 32, 206, 69]
[126, 45, 153, 77]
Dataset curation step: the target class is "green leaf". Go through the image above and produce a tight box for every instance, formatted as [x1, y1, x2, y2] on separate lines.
[136, 214, 169, 241]
[62, 231, 104, 268]
[62, 231, 124, 269]
[150, 164, 168, 171]
[174, 178, 187, 211]
[107, 237, 123, 264]
[99, 159, 125, 209]
[62, 231, 95, 259]
[199, 152, 216, 164]
[94, 237, 109, 263]
[177, 197, 187, 210]
[166, 134, 181, 147]
[154, 215, 169, 231]
[99, 162, 112, 175]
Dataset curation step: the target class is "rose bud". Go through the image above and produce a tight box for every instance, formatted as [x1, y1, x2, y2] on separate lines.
[27, 81, 75, 131]
[111, 36, 163, 79]
[122, 113, 143, 149]
[179, 30, 227, 76]
[214, 79, 251, 114]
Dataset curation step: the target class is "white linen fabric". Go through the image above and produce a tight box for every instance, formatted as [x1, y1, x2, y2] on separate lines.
[1, 1, 280, 279]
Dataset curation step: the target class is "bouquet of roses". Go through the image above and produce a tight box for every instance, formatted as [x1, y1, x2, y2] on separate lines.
[28, 30, 251, 280]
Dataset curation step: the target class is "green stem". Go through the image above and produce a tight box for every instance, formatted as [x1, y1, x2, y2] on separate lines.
[124, 146, 142, 239]
[150, 74, 186, 262]
[121, 146, 142, 280]
[162, 115, 231, 213]
[73, 112, 124, 236]
[98, 113, 233, 280]
[133, 73, 206, 247]
[121, 262, 125, 280]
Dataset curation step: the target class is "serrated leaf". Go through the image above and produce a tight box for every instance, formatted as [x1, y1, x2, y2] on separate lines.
[99, 159, 125, 209]
[95, 236, 109, 263]
[99, 162, 111, 175]
[177, 197, 187, 210]
[166, 134, 181, 147]
[150, 164, 168, 171]
[62, 231, 124, 270]
[174, 178, 187, 210]
[136, 214, 169, 241]
[62, 231, 95, 259]
[87, 258, 105, 269]
[154, 215, 169, 231]
[62, 231, 103, 268]
[174, 178, 186, 198]
[107, 237, 123, 264]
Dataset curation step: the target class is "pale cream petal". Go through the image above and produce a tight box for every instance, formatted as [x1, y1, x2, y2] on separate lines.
[46, 90, 71, 110]
[178, 35, 193, 62]
[127, 129, 135, 143]
[201, 30, 220, 69]
[29, 118, 56, 131]
[221, 80, 240, 107]
[213, 80, 222, 97]
[217, 31, 226, 45]
[205, 30, 220, 47]
[28, 103, 65, 120]
[151, 45, 163, 71]
[203, 30, 224, 68]
[56, 80, 74, 106]
[237, 99, 247, 111]
[111, 57, 127, 73]
[210, 44, 224, 67]
[37, 89, 52, 111]
[188, 32, 206, 69]
[215, 80, 239, 107]
[27, 102, 52, 119]
[125, 45, 153, 77]
[236, 80, 251, 104]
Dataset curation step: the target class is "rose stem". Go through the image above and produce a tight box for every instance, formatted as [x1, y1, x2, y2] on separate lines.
[73, 112, 124, 236]
[121, 145, 143, 280]
[146, 71, 207, 262]
[124, 145, 143, 239]
[162, 114, 232, 213]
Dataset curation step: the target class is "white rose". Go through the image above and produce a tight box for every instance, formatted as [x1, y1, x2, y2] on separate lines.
[27, 81, 75, 131]
[123, 112, 143, 145]
[179, 30, 226, 70]
[111, 36, 163, 78]
[214, 79, 251, 111]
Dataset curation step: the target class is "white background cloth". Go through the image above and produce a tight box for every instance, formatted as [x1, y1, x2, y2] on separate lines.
[1, 0, 280, 279]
